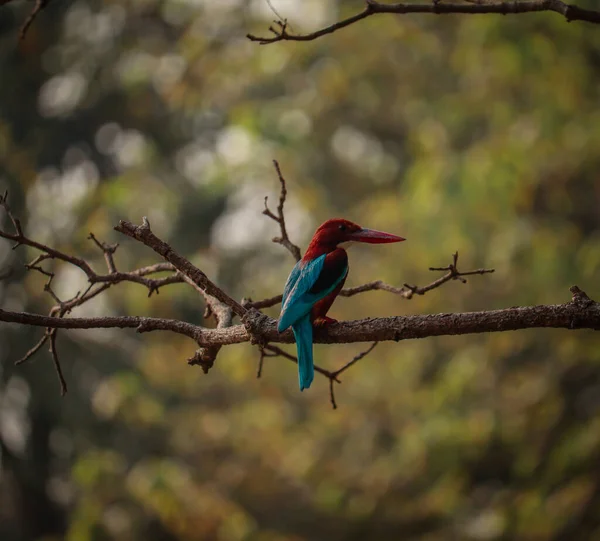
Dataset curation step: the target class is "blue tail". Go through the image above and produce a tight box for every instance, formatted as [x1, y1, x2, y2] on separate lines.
[291, 315, 314, 391]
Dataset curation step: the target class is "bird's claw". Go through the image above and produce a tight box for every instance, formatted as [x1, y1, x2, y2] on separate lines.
[313, 316, 338, 328]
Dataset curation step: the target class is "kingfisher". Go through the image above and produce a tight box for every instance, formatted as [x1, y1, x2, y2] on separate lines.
[277, 218, 405, 391]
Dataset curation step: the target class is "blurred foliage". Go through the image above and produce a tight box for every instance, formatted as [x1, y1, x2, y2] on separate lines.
[1, 0, 600, 540]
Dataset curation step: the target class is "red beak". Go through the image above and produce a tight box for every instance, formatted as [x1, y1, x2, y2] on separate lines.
[349, 228, 406, 244]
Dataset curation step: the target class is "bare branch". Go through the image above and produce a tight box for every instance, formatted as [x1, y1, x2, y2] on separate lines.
[19, 0, 50, 40]
[15, 332, 50, 365]
[49, 330, 67, 396]
[3, 286, 599, 346]
[242, 294, 283, 310]
[0, 308, 205, 339]
[262, 344, 338, 380]
[244, 252, 494, 309]
[115, 217, 248, 318]
[247, 0, 600, 44]
[256, 345, 279, 378]
[333, 342, 379, 378]
[88, 233, 118, 274]
[345, 251, 494, 299]
[329, 342, 378, 409]
[1, 193, 97, 276]
[263, 160, 302, 262]
[1, 193, 187, 298]
[187, 284, 234, 372]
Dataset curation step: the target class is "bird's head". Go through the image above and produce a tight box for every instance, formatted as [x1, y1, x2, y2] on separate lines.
[309, 218, 405, 251]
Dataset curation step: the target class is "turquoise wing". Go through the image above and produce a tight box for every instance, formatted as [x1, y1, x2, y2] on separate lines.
[278, 255, 347, 331]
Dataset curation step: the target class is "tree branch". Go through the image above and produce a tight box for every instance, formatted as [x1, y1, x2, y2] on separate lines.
[0, 308, 206, 339]
[262, 160, 302, 262]
[243, 251, 494, 309]
[2, 286, 599, 346]
[247, 0, 600, 44]
[1, 192, 185, 297]
[115, 217, 248, 318]
[329, 342, 379, 409]
[49, 330, 67, 396]
[3, 191, 596, 407]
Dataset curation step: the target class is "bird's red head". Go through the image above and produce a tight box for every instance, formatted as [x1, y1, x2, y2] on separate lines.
[304, 218, 405, 259]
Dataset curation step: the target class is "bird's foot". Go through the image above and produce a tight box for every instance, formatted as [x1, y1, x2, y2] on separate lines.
[313, 316, 338, 328]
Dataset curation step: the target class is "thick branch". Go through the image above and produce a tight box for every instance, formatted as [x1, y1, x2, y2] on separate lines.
[247, 0, 600, 44]
[0, 308, 205, 341]
[2, 287, 598, 346]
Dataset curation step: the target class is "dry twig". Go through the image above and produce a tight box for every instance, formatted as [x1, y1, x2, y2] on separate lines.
[329, 342, 379, 409]
[262, 160, 302, 262]
[244, 252, 494, 309]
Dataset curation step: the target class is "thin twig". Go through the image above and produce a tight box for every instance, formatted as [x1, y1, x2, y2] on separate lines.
[262, 344, 339, 380]
[15, 332, 51, 365]
[333, 342, 378, 378]
[257, 346, 268, 378]
[263, 160, 302, 262]
[49, 330, 67, 396]
[88, 233, 118, 274]
[19, 0, 50, 40]
[329, 342, 378, 409]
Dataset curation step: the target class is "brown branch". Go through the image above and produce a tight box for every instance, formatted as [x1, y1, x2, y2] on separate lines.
[262, 344, 338, 380]
[187, 284, 234, 373]
[0, 308, 206, 339]
[247, 0, 600, 44]
[2, 286, 599, 346]
[329, 342, 379, 409]
[88, 233, 118, 274]
[15, 332, 50, 365]
[115, 217, 248, 318]
[257, 341, 377, 408]
[344, 251, 494, 299]
[244, 252, 494, 309]
[332, 342, 379, 378]
[263, 160, 302, 262]
[1, 192, 96, 277]
[1, 193, 186, 298]
[49, 330, 67, 396]
[256, 345, 285, 378]
[0, 0, 51, 40]
[19, 0, 50, 40]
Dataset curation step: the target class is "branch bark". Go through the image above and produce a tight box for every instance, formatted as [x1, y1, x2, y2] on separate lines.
[247, 0, 600, 44]
[114, 217, 247, 318]
[2, 286, 599, 346]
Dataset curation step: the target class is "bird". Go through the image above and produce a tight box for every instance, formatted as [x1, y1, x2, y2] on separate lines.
[277, 218, 405, 391]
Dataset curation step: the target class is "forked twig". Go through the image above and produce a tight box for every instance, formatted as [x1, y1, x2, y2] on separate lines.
[329, 342, 378, 409]
[263, 160, 302, 262]
[244, 252, 494, 309]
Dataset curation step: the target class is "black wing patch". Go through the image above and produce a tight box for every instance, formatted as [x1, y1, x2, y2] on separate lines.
[309, 249, 348, 295]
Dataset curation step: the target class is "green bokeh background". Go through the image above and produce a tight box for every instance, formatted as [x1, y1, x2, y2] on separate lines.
[1, 1, 600, 539]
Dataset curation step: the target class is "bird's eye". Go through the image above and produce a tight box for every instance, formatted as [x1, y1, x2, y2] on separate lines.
[338, 224, 346, 232]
